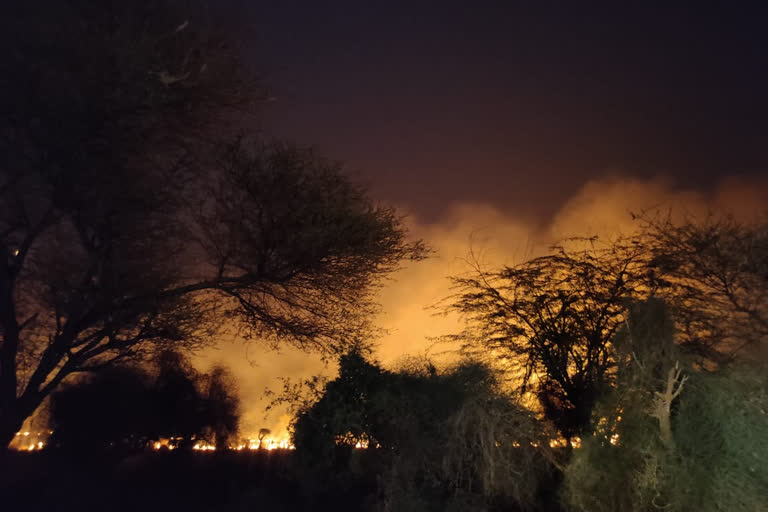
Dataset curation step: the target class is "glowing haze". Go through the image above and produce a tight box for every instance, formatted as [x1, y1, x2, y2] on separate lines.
[193, 3, 768, 441]
[194, 175, 767, 440]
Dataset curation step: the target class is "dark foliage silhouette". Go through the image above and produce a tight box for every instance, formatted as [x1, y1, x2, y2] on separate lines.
[49, 350, 239, 451]
[0, 0, 425, 449]
[638, 213, 768, 364]
[292, 351, 556, 511]
[444, 239, 648, 438]
[445, 214, 768, 438]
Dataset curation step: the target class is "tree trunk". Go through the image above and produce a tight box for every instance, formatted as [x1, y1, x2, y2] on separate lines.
[657, 408, 673, 448]
[650, 362, 687, 450]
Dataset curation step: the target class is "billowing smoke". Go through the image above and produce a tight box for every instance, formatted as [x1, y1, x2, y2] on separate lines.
[193, 175, 768, 440]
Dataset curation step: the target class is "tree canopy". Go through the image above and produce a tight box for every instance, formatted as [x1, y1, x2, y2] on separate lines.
[444, 238, 648, 437]
[444, 214, 768, 437]
[639, 213, 768, 363]
[291, 351, 555, 511]
[562, 299, 768, 512]
[0, 0, 425, 450]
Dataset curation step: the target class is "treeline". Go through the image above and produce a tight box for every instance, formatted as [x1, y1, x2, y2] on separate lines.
[48, 351, 239, 451]
[286, 215, 768, 512]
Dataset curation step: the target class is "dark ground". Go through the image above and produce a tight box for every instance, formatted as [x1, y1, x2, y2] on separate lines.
[1, 450, 360, 512]
[2, 450, 562, 511]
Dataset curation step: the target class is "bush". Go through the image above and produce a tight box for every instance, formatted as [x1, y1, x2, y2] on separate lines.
[292, 351, 556, 511]
[563, 299, 768, 511]
[49, 351, 240, 450]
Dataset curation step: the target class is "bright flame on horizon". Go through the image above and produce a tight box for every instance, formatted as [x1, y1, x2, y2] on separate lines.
[10, 431, 48, 452]
[142, 434, 298, 452]
[192, 441, 216, 451]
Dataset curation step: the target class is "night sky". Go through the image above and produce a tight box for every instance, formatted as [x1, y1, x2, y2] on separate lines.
[199, 2, 768, 436]
[243, 2, 768, 223]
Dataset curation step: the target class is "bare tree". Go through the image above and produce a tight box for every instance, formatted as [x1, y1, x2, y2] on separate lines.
[444, 239, 650, 437]
[444, 213, 768, 437]
[640, 213, 768, 364]
[0, 1, 425, 450]
[257, 428, 271, 449]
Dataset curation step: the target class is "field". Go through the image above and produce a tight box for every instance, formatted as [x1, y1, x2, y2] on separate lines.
[2, 450, 360, 512]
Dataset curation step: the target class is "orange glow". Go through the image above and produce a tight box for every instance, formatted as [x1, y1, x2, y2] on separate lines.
[549, 438, 569, 448]
[192, 441, 216, 451]
[334, 432, 373, 449]
[194, 176, 768, 446]
[9, 430, 49, 452]
[264, 438, 295, 450]
[152, 437, 179, 451]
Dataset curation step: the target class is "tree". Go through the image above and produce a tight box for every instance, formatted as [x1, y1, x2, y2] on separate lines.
[639, 213, 768, 364]
[563, 299, 768, 512]
[200, 365, 240, 448]
[444, 214, 768, 437]
[257, 428, 271, 449]
[49, 364, 155, 451]
[151, 350, 208, 443]
[444, 239, 649, 438]
[49, 350, 240, 451]
[0, 1, 425, 450]
[292, 351, 555, 511]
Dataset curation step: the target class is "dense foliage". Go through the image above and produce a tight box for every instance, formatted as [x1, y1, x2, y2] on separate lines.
[445, 215, 768, 439]
[562, 299, 768, 511]
[292, 351, 556, 511]
[49, 351, 239, 450]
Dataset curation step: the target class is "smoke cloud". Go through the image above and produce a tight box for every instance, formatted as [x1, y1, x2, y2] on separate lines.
[193, 175, 768, 440]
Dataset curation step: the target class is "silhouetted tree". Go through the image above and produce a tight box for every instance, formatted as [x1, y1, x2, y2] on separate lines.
[292, 351, 555, 511]
[200, 365, 240, 448]
[639, 213, 768, 364]
[444, 239, 648, 438]
[152, 351, 206, 442]
[49, 350, 240, 450]
[445, 213, 768, 438]
[257, 428, 271, 449]
[0, 1, 425, 450]
[49, 365, 154, 451]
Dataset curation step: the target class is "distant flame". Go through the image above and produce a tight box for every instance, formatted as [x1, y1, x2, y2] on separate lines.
[10, 431, 47, 452]
[192, 441, 216, 451]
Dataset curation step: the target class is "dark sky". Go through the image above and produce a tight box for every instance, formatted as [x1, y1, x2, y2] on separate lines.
[243, 3, 767, 222]
[197, 3, 768, 435]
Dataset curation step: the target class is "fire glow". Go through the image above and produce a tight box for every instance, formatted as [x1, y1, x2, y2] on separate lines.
[149, 436, 296, 452]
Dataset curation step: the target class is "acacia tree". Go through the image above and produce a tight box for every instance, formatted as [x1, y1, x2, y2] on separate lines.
[0, 1, 424, 450]
[445, 239, 649, 438]
[445, 213, 768, 437]
[639, 213, 768, 364]
[563, 299, 768, 512]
